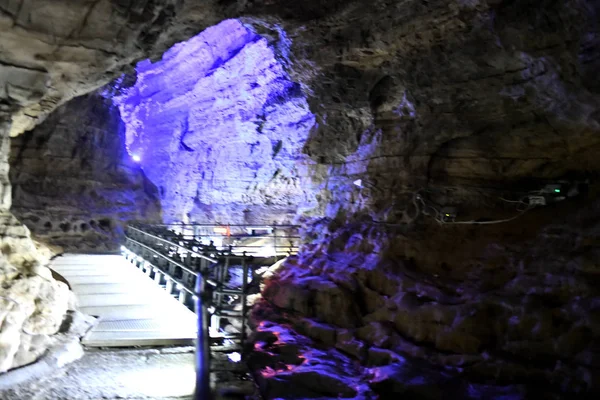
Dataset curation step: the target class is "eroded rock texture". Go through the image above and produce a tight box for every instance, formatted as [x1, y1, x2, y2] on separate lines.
[9, 92, 161, 252]
[0, 212, 70, 373]
[0, 0, 186, 136]
[254, 191, 600, 397]
[0, 0, 186, 375]
[0, 0, 599, 395]
[113, 19, 317, 224]
[242, 0, 600, 398]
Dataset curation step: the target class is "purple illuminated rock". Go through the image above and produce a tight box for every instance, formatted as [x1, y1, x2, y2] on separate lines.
[114, 19, 317, 224]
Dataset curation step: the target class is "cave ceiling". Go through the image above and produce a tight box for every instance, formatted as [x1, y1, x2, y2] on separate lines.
[0, 0, 598, 208]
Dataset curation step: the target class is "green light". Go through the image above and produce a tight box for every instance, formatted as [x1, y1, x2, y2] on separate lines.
[445, 214, 450, 217]
[554, 189, 561, 193]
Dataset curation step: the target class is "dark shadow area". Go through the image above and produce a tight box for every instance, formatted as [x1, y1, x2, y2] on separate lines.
[9, 91, 161, 253]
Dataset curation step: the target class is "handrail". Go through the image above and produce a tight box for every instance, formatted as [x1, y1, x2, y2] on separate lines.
[150, 233, 301, 240]
[127, 226, 218, 264]
[124, 222, 289, 400]
[125, 237, 202, 277]
[194, 267, 210, 400]
[136, 223, 300, 228]
[124, 250, 197, 296]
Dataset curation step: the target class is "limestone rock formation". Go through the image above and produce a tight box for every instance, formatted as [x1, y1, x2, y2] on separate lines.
[0, 0, 598, 395]
[113, 19, 317, 224]
[0, 0, 185, 137]
[10, 92, 161, 252]
[254, 190, 600, 397]
[0, 212, 70, 373]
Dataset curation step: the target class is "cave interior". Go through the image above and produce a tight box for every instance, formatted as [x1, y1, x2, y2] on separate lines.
[0, 1, 599, 399]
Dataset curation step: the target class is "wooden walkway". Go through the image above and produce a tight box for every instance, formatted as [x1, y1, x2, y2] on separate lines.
[50, 254, 197, 347]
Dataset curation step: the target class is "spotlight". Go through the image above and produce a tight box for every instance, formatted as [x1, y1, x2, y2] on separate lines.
[132, 154, 141, 162]
[227, 352, 242, 363]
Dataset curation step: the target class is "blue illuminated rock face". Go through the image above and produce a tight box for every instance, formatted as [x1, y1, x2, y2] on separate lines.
[114, 19, 317, 224]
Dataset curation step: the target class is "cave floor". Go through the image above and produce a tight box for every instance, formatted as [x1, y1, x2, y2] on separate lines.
[0, 347, 196, 400]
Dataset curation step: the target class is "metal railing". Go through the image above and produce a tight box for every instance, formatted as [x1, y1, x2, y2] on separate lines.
[121, 222, 300, 399]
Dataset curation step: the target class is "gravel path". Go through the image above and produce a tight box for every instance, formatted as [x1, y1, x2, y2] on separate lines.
[0, 347, 195, 400]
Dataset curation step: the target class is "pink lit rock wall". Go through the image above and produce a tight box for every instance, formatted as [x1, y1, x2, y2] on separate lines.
[114, 19, 317, 225]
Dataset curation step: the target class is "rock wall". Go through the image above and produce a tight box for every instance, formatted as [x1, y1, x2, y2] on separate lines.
[1, 78, 70, 373]
[0, 123, 70, 373]
[0, 0, 197, 375]
[241, 0, 600, 398]
[10, 92, 161, 252]
[0, 0, 599, 394]
[289, 0, 600, 221]
[113, 19, 317, 224]
[253, 189, 600, 397]
[0, 214, 70, 373]
[0, 0, 186, 137]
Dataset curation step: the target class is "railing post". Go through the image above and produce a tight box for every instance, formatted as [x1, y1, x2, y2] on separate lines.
[273, 224, 277, 258]
[194, 273, 211, 400]
[241, 252, 248, 350]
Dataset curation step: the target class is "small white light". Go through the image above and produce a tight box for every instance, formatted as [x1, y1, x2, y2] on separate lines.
[120, 246, 126, 252]
[353, 179, 363, 188]
[227, 352, 242, 363]
[176, 284, 183, 290]
[132, 154, 141, 162]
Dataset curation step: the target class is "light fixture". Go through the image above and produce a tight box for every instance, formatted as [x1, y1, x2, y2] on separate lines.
[213, 226, 229, 235]
[227, 352, 242, 363]
[132, 154, 141, 162]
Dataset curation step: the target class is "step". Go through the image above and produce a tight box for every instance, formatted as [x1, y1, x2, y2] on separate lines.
[82, 330, 195, 347]
[76, 293, 167, 307]
[93, 318, 197, 333]
[79, 304, 194, 320]
[70, 283, 157, 295]
[67, 275, 145, 285]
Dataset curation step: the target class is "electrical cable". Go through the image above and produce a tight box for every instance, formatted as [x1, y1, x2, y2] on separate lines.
[499, 197, 527, 204]
[436, 206, 533, 225]
[417, 191, 535, 225]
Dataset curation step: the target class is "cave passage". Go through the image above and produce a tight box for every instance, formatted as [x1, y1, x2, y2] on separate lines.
[2, 2, 600, 400]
